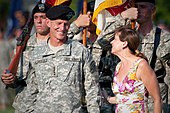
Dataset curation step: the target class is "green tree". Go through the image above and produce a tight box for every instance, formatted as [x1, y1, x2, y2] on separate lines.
[155, 0, 170, 26]
[0, 0, 10, 28]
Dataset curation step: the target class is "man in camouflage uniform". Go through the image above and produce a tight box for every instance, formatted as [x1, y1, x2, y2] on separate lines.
[1, 2, 94, 113]
[29, 5, 100, 113]
[2, 5, 100, 113]
[1, 2, 51, 113]
[135, 0, 170, 112]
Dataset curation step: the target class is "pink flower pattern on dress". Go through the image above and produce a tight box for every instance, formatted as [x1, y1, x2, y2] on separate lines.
[112, 59, 148, 113]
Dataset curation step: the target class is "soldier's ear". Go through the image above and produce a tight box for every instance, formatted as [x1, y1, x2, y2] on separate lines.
[46, 18, 51, 27]
[151, 5, 156, 19]
[152, 6, 156, 12]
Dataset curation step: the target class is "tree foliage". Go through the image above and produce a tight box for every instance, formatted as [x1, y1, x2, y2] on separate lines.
[155, 0, 170, 26]
[0, 0, 10, 28]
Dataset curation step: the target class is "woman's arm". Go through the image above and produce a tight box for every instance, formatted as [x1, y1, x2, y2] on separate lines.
[107, 96, 118, 104]
[137, 59, 162, 113]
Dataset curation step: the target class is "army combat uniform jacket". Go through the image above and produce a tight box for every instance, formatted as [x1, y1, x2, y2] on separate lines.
[29, 39, 100, 113]
[12, 23, 89, 113]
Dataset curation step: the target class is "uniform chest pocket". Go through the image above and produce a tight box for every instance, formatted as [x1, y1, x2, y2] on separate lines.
[56, 60, 81, 86]
[33, 59, 55, 80]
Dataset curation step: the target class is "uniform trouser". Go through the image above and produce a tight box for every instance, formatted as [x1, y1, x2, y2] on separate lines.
[163, 103, 169, 113]
[148, 83, 168, 113]
[168, 104, 170, 112]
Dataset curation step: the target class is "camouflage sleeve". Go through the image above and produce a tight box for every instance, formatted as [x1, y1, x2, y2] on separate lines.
[157, 30, 170, 67]
[97, 14, 130, 51]
[67, 21, 81, 38]
[11, 41, 34, 88]
[13, 69, 38, 113]
[83, 49, 100, 112]
[16, 36, 36, 79]
[16, 51, 30, 79]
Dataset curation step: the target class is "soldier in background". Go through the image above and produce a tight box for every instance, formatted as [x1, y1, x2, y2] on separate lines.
[1, 2, 51, 113]
[135, 0, 170, 112]
[69, 1, 97, 53]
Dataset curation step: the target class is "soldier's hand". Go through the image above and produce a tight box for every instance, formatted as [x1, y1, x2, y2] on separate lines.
[1, 70, 16, 85]
[74, 12, 91, 28]
[121, 7, 138, 20]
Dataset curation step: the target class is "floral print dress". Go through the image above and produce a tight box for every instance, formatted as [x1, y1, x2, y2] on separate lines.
[112, 59, 149, 113]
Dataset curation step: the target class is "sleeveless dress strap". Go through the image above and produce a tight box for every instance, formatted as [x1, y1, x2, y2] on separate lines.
[134, 59, 144, 71]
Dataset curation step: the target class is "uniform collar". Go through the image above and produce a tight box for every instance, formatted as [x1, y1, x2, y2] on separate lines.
[139, 25, 157, 43]
[45, 38, 72, 56]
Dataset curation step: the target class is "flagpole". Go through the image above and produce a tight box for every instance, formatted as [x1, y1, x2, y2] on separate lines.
[83, 0, 87, 46]
[131, 0, 135, 29]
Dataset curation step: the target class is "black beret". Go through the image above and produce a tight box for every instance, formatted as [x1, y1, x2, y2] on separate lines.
[87, 1, 95, 12]
[46, 5, 75, 21]
[135, 0, 155, 5]
[32, 3, 50, 17]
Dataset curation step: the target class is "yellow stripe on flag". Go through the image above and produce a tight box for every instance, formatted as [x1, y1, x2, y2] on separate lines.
[54, 0, 69, 5]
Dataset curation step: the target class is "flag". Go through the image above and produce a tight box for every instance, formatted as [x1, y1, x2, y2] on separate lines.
[46, 0, 72, 6]
[92, 0, 123, 35]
